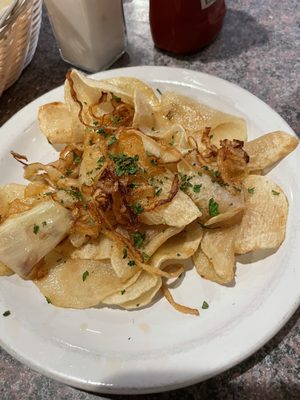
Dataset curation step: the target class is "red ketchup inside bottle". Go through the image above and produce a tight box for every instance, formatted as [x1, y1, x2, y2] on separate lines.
[149, 0, 226, 55]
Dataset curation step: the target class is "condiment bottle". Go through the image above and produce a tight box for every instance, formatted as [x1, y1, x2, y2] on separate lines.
[149, 0, 226, 55]
[44, 0, 127, 72]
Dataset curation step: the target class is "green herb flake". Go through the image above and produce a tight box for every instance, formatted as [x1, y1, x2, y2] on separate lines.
[107, 135, 117, 147]
[202, 301, 209, 309]
[132, 232, 146, 249]
[193, 184, 202, 193]
[96, 155, 106, 170]
[42, 221, 47, 226]
[122, 248, 128, 259]
[179, 173, 193, 192]
[128, 260, 136, 267]
[65, 168, 73, 177]
[129, 182, 140, 189]
[121, 289, 126, 295]
[247, 187, 255, 194]
[97, 128, 109, 138]
[133, 202, 144, 215]
[155, 187, 162, 196]
[82, 270, 89, 282]
[68, 188, 83, 202]
[110, 153, 140, 177]
[112, 93, 121, 102]
[208, 198, 220, 217]
[45, 297, 52, 304]
[72, 151, 81, 165]
[2, 310, 10, 317]
[142, 252, 150, 262]
[156, 88, 162, 95]
[176, 253, 181, 257]
[272, 190, 280, 196]
[33, 224, 40, 234]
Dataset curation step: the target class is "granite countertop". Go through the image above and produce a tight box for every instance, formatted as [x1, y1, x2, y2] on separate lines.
[0, 0, 299, 399]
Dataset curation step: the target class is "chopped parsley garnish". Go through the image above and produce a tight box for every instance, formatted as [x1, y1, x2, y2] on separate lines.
[82, 271, 89, 282]
[142, 252, 150, 262]
[208, 198, 220, 217]
[72, 151, 81, 164]
[198, 171, 203, 176]
[202, 301, 209, 309]
[110, 153, 140, 176]
[272, 190, 280, 195]
[128, 260, 136, 267]
[33, 224, 40, 234]
[97, 128, 109, 138]
[176, 253, 181, 257]
[133, 202, 144, 215]
[107, 135, 117, 147]
[247, 187, 255, 194]
[66, 168, 73, 176]
[179, 173, 193, 192]
[96, 155, 106, 170]
[45, 297, 52, 304]
[129, 182, 140, 189]
[42, 221, 47, 226]
[112, 93, 121, 102]
[68, 188, 83, 202]
[122, 248, 128, 259]
[121, 289, 126, 295]
[86, 170, 94, 176]
[2, 310, 10, 317]
[193, 184, 202, 193]
[202, 165, 209, 171]
[132, 232, 146, 249]
[155, 187, 162, 196]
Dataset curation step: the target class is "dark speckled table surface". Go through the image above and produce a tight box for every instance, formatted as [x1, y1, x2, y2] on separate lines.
[0, 0, 300, 399]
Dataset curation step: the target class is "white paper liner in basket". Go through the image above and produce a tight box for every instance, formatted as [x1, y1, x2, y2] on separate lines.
[0, 0, 42, 96]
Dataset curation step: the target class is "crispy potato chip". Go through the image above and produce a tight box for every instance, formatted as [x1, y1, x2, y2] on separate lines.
[0, 183, 25, 219]
[0, 261, 13, 276]
[103, 271, 161, 309]
[34, 257, 140, 309]
[71, 235, 112, 260]
[244, 131, 299, 172]
[102, 76, 159, 107]
[204, 206, 244, 228]
[198, 225, 238, 284]
[132, 90, 156, 133]
[193, 247, 225, 284]
[150, 221, 203, 269]
[153, 92, 247, 143]
[235, 175, 288, 254]
[142, 225, 183, 256]
[38, 102, 76, 144]
[120, 277, 162, 310]
[110, 242, 141, 281]
[177, 161, 244, 222]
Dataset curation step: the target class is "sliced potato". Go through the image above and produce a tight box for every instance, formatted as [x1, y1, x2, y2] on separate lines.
[150, 221, 203, 269]
[34, 257, 141, 309]
[200, 225, 238, 284]
[244, 131, 299, 172]
[235, 175, 288, 254]
[0, 183, 25, 220]
[193, 247, 226, 284]
[103, 271, 161, 309]
[71, 235, 112, 260]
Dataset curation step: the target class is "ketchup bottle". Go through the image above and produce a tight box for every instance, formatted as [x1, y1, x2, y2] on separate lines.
[149, 0, 226, 55]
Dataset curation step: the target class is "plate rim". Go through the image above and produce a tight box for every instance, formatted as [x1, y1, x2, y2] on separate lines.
[0, 66, 299, 395]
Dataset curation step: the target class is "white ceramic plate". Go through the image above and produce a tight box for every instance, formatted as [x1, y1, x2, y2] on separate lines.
[0, 66, 299, 395]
